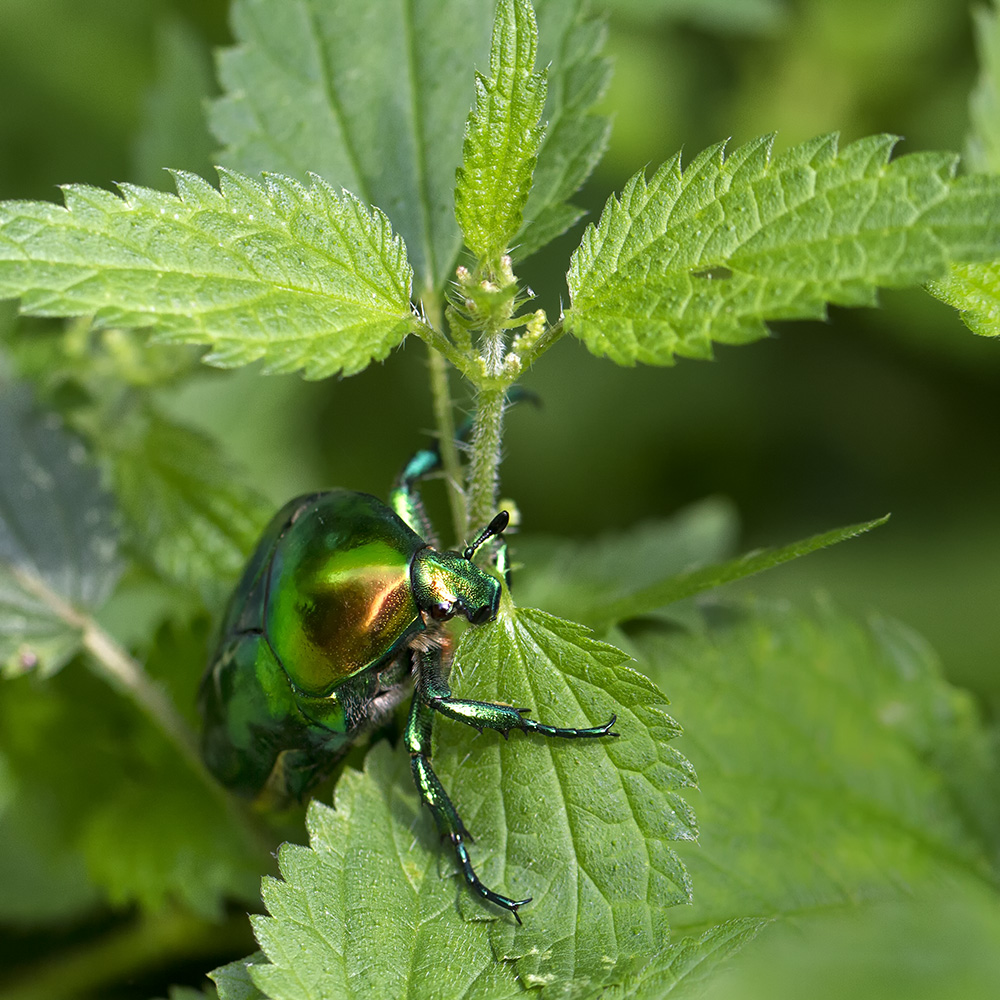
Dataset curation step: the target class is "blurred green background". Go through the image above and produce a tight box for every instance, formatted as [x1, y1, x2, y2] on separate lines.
[1, 0, 998, 994]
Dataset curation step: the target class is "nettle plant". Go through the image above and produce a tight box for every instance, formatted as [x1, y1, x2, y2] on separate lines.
[2, 1, 1000, 998]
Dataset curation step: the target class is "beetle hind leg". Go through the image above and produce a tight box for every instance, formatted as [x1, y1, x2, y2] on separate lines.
[405, 693, 531, 922]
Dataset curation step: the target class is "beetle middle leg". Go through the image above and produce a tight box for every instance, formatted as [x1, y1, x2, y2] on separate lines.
[405, 644, 617, 921]
[405, 682, 532, 922]
[418, 644, 618, 740]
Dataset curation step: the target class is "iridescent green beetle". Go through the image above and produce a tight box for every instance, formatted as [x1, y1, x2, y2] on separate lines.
[199, 442, 617, 921]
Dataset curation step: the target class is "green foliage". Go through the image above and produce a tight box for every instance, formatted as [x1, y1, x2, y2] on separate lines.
[105, 406, 270, 596]
[566, 133, 1000, 365]
[604, 0, 787, 34]
[514, 0, 610, 260]
[237, 746, 525, 1000]
[0, 170, 415, 378]
[211, 957, 267, 1000]
[925, 2, 1000, 337]
[210, 0, 495, 293]
[598, 918, 769, 1000]
[211, 0, 607, 291]
[696, 881, 1000, 1000]
[518, 508, 887, 631]
[637, 604, 1000, 932]
[514, 497, 740, 627]
[630, 602, 1000, 999]
[455, 0, 547, 268]
[132, 17, 217, 190]
[157, 988, 219, 1000]
[218, 605, 695, 999]
[2, 0, 1000, 997]
[0, 750, 101, 922]
[967, 0, 1000, 175]
[925, 260, 1000, 337]
[0, 380, 120, 677]
[0, 658, 263, 918]
[449, 606, 696, 994]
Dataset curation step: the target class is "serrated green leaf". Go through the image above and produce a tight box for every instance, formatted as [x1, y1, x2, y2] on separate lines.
[211, 0, 495, 293]
[105, 406, 270, 597]
[455, 0, 547, 267]
[0, 170, 415, 379]
[246, 746, 524, 1000]
[926, 260, 1000, 337]
[600, 917, 768, 1000]
[925, 5, 1000, 337]
[132, 16, 217, 190]
[582, 515, 887, 631]
[513, 497, 739, 626]
[0, 380, 121, 677]
[225, 605, 695, 999]
[514, 0, 611, 260]
[210, 955, 268, 1000]
[449, 606, 696, 997]
[565, 133, 1000, 366]
[211, 0, 609, 289]
[635, 603, 999, 935]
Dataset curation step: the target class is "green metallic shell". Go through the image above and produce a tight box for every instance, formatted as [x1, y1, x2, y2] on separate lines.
[200, 490, 429, 801]
[217, 489, 426, 697]
[265, 490, 425, 697]
[200, 488, 506, 805]
[200, 630, 348, 799]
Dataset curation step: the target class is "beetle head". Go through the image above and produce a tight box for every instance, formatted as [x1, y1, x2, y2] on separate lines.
[410, 511, 508, 626]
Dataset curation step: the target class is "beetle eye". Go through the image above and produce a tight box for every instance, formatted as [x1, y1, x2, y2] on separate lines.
[429, 603, 452, 621]
[469, 605, 492, 626]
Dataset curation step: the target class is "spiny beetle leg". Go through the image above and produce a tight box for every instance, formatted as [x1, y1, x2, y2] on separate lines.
[419, 654, 620, 739]
[435, 698, 618, 739]
[405, 689, 530, 922]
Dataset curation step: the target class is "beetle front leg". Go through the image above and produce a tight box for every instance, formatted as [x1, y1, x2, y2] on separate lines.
[404, 686, 531, 923]
[418, 646, 619, 740]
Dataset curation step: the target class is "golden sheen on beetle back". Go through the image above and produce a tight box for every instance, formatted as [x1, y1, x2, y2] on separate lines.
[266, 493, 423, 698]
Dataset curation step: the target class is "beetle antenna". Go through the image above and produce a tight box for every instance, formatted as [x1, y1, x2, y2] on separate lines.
[463, 510, 509, 560]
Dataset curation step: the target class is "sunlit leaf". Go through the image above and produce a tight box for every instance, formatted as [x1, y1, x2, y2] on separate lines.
[211, 0, 494, 293]
[455, 0, 547, 267]
[566, 133, 1000, 365]
[220, 604, 694, 999]
[514, 0, 611, 259]
[0, 170, 415, 379]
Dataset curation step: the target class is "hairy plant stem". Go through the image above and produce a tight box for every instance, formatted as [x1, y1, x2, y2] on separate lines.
[466, 329, 507, 535]
[424, 302, 467, 546]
